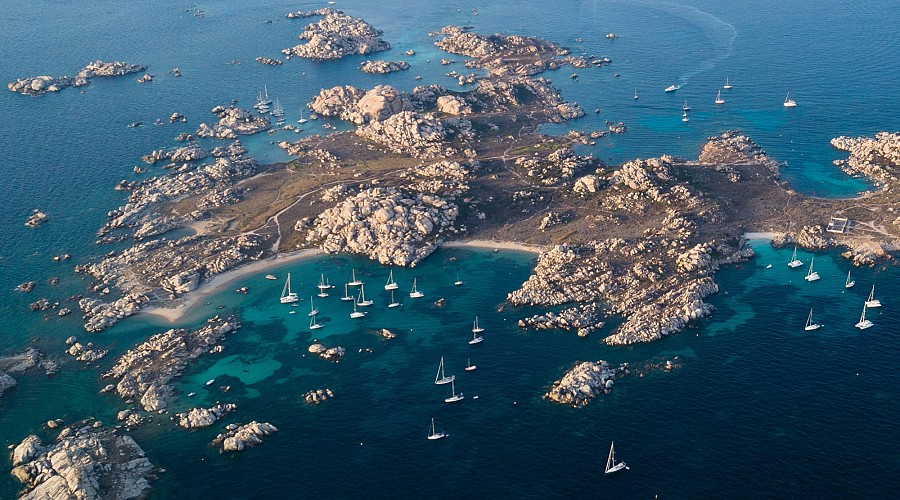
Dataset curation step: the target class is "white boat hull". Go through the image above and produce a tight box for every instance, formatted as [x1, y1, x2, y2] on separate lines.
[341, 297, 354, 301]
[427, 433, 446, 440]
[605, 463, 628, 474]
[472, 328, 485, 334]
[468, 336, 484, 345]
[465, 366, 476, 372]
[384, 284, 398, 291]
[317, 292, 329, 298]
[410, 292, 424, 298]
[805, 273, 820, 282]
[444, 395, 464, 403]
[358, 300, 374, 307]
[310, 324, 323, 330]
[845, 282, 856, 288]
[804, 324, 821, 331]
[435, 376, 455, 385]
[350, 312, 366, 319]
[855, 320, 873, 330]
[788, 260, 803, 268]
[865, 300, 881, 308]
[388, 303, 400, 308]
[280, 294, 299, 304]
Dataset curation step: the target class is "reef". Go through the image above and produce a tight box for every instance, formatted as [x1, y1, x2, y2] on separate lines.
[8, 61, 147, 96]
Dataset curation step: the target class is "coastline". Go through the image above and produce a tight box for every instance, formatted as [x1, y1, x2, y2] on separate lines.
[141, 248, 322, 323]
[442, 239, 546, 254]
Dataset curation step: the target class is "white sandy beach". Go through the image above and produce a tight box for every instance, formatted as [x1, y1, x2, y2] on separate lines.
[442, 239, 546, 253]
[743, 231, 779, 241]
[141, 248, 322, 323]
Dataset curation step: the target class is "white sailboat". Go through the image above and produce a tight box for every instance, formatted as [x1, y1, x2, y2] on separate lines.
[454, 273, 463, 286]
[804, 256, 820, 282]
[435, 357, 455, 385]
[308, 296, 319, 316]
[855, 304, 873, 330]
[783, 92, 797, 107]
[682, 111, 689, 122]
[341, 283, 354, 301]
[384, 270, 398, 290]
[468, 331, 484, 345]
[844, 271, 856, 289]
[348, 269, 363, 286]
[723, 76, 732, 89]
[409, 278, 424, 298]
[604, 441, 629, 474]
[865, 285, 881, 308]
[350, 301, 366, 319]
[317, 274, 330, 297]
[714, 90, 725, 105]
[465, 358, 476, 372]
[633, 88, 638, 100]
[427, 418, 446, 440]
[272, 98, 285, 125]
[309, 313, 323, 330]
[444, 379, 464, 403]
[682, 100, 691, 111]
[788, 245, 803, 268]
[388, 289, 400, 308]
[297, 109, 308, 124]
[804, 308, 821, 331]
[279, 273, 299, 304]
[472, 316, 485, 333]
[357, 285, 374, 307]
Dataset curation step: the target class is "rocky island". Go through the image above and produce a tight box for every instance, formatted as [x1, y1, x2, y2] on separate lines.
[281, 8, 390, 60]
[8, 60, 146, 96]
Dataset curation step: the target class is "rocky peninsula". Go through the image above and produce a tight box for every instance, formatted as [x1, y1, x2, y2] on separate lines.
[8, 60, 146, 96]
[10, 420, 155, 499]
[103, 316, 239, 412]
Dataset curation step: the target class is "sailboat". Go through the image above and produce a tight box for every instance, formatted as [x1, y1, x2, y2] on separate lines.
[714, 90, 725, 105]
[384, 270, 399, 290]
[454, 273, 463, 286]
[845, 271, 856, 289]
[348, 269, 363, 286]
[682, 111, 689, 122]
[472, 316, 485, 333]
[682, 100, 691, 111]
[805, 256, 820, 282]
[357, 284, 374, 307]
[297, 109, 308, 124]
[435, 357, 455, 385]
[468, 331, 484, 345]
[350, 301, 366, 319]
[633, 89, 638, 100]
[309, 313, 323, 330]
[804, 308, 821, 331]
[317, 274, 330, 297]
[272, 98, 285, 125]
[427, 418, 446, 440]
[604, 441, 629, 474]
[783, 92, 797, 107]
[865, 285, 881, 308]
[787, 245, 803, 268]
[279, 273, 299, 304]
[444, 379, 464, 403]
[465, 358, 477, 372]
[341, 283, 354, 301]
[723, 76, 733, 89]
[855, 304, 873, 329]
[409, 278, 424, 298]
[388, 289, 400, 308]
[308, 296, 319, 316]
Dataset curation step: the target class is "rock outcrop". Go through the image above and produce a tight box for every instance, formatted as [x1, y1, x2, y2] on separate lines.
[307, 343, 346, 361]
[360, 60, 410, 74]
[831, 132, 900, 182]
[282, 9, 390, 60]
[212, 421, 277, 452]
[545, 361, 619, 407]
[303, 388, 334, 404]
[8, 61, 147, 96]
[196, 107, 270, 139]
[103, 316, 239, 411]
[24, 209, 50, 228]
[304, 187, 460, 266]
[10, 422, 155, 499]
[176, 403, 237, 429]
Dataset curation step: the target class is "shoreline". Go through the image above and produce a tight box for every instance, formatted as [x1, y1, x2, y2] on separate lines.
[743, 231, 779, 241]
[141, 240, 543, 324]
[141, 248, 323, 323]
[442, 239, 546, 254]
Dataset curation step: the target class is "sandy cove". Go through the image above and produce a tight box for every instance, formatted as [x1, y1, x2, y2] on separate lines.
[141, 240, 541, 324]
[141, 248, 322, 323]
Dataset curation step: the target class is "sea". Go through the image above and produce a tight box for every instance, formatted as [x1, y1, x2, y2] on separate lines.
[0, 0, 898, 497]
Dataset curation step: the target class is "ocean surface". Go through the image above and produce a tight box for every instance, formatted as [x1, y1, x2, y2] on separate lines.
[0, 0, 898, 497]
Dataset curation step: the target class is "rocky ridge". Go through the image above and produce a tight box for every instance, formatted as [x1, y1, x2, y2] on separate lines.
[212, 421, 278, 452]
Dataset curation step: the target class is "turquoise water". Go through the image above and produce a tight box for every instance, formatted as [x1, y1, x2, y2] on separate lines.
[1, 0, 899, 497]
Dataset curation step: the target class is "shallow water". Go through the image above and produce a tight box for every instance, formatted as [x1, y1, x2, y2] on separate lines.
[1, 0, 898, 497]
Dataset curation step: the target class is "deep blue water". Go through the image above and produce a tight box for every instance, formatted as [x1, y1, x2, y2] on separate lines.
[0, 0, 898, 497]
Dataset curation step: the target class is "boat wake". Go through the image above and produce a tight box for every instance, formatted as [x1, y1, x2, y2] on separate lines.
[605, 0, 737, 86]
